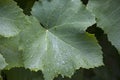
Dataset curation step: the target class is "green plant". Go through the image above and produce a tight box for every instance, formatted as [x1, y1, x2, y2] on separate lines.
[0, 0, 120, 80]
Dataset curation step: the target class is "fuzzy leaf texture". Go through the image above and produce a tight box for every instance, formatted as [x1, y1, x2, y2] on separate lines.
[0, 0, 28, 37]
[0, 0, 104, 80]
[23, 0, 103, 80]
[0, 37, 24, 69]
[0, 54, 7, 70]
[87, 0, 120, 54]
[0, 0, 30, 69]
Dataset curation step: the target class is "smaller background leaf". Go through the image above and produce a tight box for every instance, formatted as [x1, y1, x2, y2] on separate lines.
[0, 36, 24, 69]
[0, 0, 28, 37]
[87, 0, 120, 54]
[0, 54, 7, 70]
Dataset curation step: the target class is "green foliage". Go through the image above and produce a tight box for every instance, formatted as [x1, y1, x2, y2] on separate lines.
[0, 0, 120, 80]
[0, 0, 27, 37]
[87, 0, 120, 53]
[0, 54, 7, 70]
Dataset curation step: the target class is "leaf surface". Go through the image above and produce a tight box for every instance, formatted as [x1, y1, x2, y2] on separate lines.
[0, 37, 24, 69]
[0, 54, 7, 70]
[87, 0, 120, 53]
[0, 0, 27, 37]
[0, 0, 30, 69]
[0, 0, 104, 79]
[19, 0, 103, 80]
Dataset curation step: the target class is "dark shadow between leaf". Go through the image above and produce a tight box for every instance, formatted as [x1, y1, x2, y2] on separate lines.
[14, 0, 37, 15]
[86, 23, 120, 80]
[81, 0, 89, 5]
[1, 67, 44, 80]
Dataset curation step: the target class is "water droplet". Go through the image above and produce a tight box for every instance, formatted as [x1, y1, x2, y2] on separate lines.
[47, 69, 50, 72]
[30, 55, 33, 58]
[61, 61, 65, 64]
[57, 62, 60, 66]
[46, 30, 48, 32]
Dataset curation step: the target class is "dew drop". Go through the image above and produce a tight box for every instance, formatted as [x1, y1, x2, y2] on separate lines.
[61, 61, 65, 65]
[30, 55, 33, 58]
[57, 62, 60, 66]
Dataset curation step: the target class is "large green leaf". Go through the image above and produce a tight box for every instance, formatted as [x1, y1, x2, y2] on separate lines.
[17, 0, 103, 80]
[0, 54, 7, 70]
[0, 0, 27, 37]
[87, 0, 120, 53]
[0, 0, 104, 80]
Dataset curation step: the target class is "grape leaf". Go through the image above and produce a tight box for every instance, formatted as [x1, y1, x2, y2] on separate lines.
[19, 0, 103, 80]
[0, 54, 7, 70]
[87, 0, 120, 54]
[0, 0, 27, 37]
